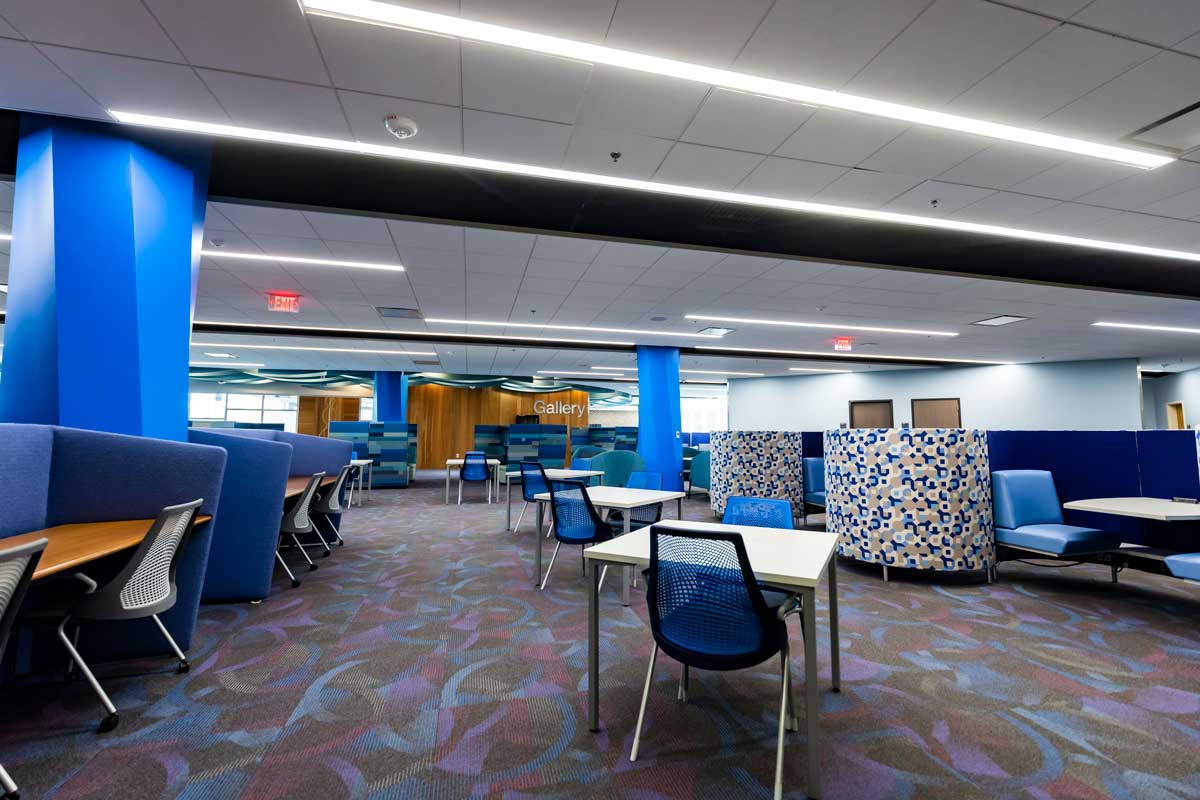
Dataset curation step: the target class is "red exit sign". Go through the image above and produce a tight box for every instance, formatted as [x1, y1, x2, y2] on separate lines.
[266, 292, 300, 313]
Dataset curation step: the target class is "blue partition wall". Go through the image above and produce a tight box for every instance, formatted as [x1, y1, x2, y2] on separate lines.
[614, 427, 639, 451]
[329, 422, 410, 487]
[473, 425, 508, 463]
[1134, 430, 1200, 549]
[801, 431, 824, 459]
[587, 426, 617, 450]
[536, 425, 568, 468]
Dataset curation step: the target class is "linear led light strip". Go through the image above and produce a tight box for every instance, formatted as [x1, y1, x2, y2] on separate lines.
[423, 317, 719, 338]
[588, 367, 765, 376]
[790, 367, 852, 373]
[300, 0, 1171, 169]
[1094, 321, 1200, 335]
[686, 314, 956, 337]
[537, 369, 626, 378]
[194, 320, 636, 347]
[191, 342, 438, 356]
[191, 361, 266, 367]
[106, 113, 1200, 265]
[698, 345, 1010, 365]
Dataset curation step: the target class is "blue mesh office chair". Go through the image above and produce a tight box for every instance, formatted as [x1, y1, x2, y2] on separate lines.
[0, 537, 46, 800]
[459, 451, 491, 504]
[632, 526, 797, 799]
[608, 471, 664, 528]
[542, 479, 620, 591]
[723, 496, 794, 529]
[515, 461, 550, 532]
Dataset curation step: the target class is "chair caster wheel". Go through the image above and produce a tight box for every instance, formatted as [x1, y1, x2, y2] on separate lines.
[322, 551, 331, 558]
[832, 687, 841, 693]
[98, 712, 120, 733]
[291, 579, 301, 588]
[3, 790, 19, 799]
[177, 660, 190, 674]
[337, 541, 345, 547]
[309, 563, 318, 571]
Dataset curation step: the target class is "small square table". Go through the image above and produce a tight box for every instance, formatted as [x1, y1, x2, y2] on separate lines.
[445, 457, 502, 503]
[501, 467, 606, 529]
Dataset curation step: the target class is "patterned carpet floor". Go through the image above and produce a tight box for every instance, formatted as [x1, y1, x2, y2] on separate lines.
[2, 474, 1199, 800]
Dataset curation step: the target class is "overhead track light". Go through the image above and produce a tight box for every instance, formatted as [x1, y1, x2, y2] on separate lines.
[191, 342, 438, 356]
[203, 250, 404, 272]
[299, 0, 1172, 169]
[1093, 321, 1200, 335]
[422, 317, 720, 338]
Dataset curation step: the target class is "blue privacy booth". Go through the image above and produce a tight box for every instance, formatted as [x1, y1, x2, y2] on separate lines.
[188, 429, 292, 602]
[0, 424, 226, 664]
[213, 428, 353, 478]
[991, 470, 1120, 558]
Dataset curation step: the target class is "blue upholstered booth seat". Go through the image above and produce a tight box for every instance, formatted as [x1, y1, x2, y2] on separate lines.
[188, 429, 292, 602]
[806, 491, 826, 506]
[0, 423, 53, 538]
[1165, 553, 1200, 581]
[992, 470, 1118, 557]
[802, 457, 825, 508]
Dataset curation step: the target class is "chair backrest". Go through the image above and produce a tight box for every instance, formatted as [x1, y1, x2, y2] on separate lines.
[547, 479, 610, 544]
[626, 471, 662, 490]
[570, 456, 593, 470]
[282, 472, 326, 534]
[646, 525, 778, 670]
[313, 464, 354, 514]
[690, 450, 711, 490]
[803, 457, 825, 494]
[681, 446, 700, 459]
[85, 499, 203, 618]
[992, 470, 1064, 529]
[574, 445, 604, 460]
[723, 496, 794, 529]
[521, 461, 550, 502]
[461, 452, 490, 481]
[0, 538, 46, 661]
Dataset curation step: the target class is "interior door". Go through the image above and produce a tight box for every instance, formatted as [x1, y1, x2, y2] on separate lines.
[911, 398, 962, 428]
[849, 400, 894, 428]
[1167, 401, 1185, 429]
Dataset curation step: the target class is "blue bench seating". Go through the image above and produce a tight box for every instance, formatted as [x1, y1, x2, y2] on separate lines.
[992, 470, 1121, 559]
[1165, 552, 1200, 582]
[802, 456, 825, 524]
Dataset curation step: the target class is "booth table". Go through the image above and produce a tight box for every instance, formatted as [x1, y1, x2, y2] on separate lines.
[1063, 497, 1200, 521]
[349, 458, 373, 506]
[444, 457, 502, 503]
[584, 520, 841, 800]
[501, 467, 606, 529]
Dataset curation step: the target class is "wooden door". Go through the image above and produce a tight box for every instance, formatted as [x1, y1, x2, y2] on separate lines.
[1167, 401, 1186, 430]
[849, 400, 894, 428]
[911, 398, 961, 428]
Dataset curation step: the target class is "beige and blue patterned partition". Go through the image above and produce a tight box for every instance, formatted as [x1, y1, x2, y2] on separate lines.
[825, 428, 993, 572]
[709, 431, 805, 526]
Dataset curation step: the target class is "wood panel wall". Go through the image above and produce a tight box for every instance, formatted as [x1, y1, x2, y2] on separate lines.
[407, 384, 590, 468]
[298, 397, 360, 436]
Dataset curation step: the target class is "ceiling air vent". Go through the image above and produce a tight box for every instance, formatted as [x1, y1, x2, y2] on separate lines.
[377, 307, 423, 319]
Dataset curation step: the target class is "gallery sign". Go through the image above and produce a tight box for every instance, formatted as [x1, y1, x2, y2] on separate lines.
[534, 399, 585, 418]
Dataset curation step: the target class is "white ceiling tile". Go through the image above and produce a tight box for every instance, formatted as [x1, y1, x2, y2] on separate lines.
[1071, 0, 1200, 47]
[310, 16, 461, 104]
[200, 70, 350, 138]
[810, 169, 924, 208]
[774, 110, 908, 167]
[215, 204, 319, 238]
[594, 242, 668, 268]
[1043, 52, 1200, 141]
[396, 246, 464, 271]
[467, 253, 529, 274]
[847, 0, 1055, 106]
[0, 39, 105, 118]
[3, 0, 181, 59]
[520, 275, 577, 296]
[681, 89, 813, 154]
[653, 143, 763, 189]
[686, 273, 748, 291]
[1076, 161, 1200, 212]
[605, 0, 773, 65]
[736, 157, 847, 199]
[1134, 106, 1200, 154]
[247, 235, 332, 258]
[708, 254, 782, 276]
[386, 220, 463, 251]
[760, 259, 838, 282]
[884, 181, 995, 216]
[302, 211, 393, 245]
[1178, 31, 1200, 57]
[459, 0, 617, 41]
[0, 14, 20, 37]
[532, 236, 604, 262]
[1000, 0, 1091, 14]
[581, 264, 645, 284]
[562, 127, 675, 178]
[1008, 158, 1141, 201]
[635, 268, 698, 289]
[577, 67, 710, 139]
[462, 110, 572, 164]
[465, 229, 536, 258]
[935, 144, 1068, 190]
[462, 42, 591, 124]
[337, 90, 462, 153]
[951, 191, 1060, 224]
[859, 128, 988, 178]
[145, 0, 329, 84]
[657, 250, 729, 272]
[734, 0, 927, 89]
[525, 259, 590, 280]
[1138, 187, 1200, 219]
[1006, 201, 1122, 236]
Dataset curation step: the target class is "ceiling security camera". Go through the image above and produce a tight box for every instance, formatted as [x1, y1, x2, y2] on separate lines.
[383, 114, 419, 140]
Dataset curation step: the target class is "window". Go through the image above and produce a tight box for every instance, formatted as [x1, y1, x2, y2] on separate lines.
[189, 392, 299, 433]
[680, 396, 727, 433]
[359, 397, 374, 421]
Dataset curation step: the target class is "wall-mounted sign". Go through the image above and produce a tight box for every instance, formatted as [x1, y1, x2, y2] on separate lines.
[267, 291, 300, 313]
[534, 399, 585, 417]
[833, 336, 852, 352]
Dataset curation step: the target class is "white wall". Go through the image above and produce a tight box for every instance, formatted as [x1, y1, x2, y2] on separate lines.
[729, 359, 1142, 431]
[1142, 368, 1200, 429]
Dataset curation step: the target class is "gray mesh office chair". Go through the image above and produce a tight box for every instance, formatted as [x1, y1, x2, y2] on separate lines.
[276, 472, 325, 587]
[0, 537, 47, 800]
[56, 499, 202, 733]
[312, 465, 353, 548]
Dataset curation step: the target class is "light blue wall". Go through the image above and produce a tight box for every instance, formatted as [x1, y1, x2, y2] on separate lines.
[729, 359, 1142, 431]
[1142, 369, 1200, 429]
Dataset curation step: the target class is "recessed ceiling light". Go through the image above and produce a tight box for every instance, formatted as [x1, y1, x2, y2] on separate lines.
[698, 345, 1010, 365]
[0, 233, 11, 241]
[1093, 321, 1200, 335]
[193, 320, 637, 347]
[0, 284, 7, 294]
[105, 114, 1200, 263]
[696, 326, 735, 337]
[682, 379, 728, 385]
[201, 249, 405, 272]
[972, 315, 1028, 327]
[687, 314, 956, 337]
[191, 342, 439, 355]
[202, 352, 238, 358]
[298, 0, 1172, 169]
[422, 317, 721, 338]
[789, 367, 853, 373]
[592, 366, 637, 371]
[191, 361, 266, 368]
[680, 369, 764, 377]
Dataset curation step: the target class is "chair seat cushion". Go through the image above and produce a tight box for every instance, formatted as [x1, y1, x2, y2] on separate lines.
[1165, 552, 1200, 581]
[996, 524, 1120, 556]
[805, 491, 826, 506]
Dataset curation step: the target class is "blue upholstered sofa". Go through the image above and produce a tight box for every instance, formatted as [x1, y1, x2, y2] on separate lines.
[588, 449, 646, 489]
[992, 470, 1121, 559]
[0, 424, 226, 662]
[187, 429, 352, 602]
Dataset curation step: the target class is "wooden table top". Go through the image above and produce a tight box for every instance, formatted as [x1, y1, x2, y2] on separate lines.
[285, 475, 336, 500]
[5, 515, 212, 581]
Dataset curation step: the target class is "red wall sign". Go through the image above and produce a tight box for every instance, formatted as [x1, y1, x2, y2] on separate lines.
[266, 291, 300, 313]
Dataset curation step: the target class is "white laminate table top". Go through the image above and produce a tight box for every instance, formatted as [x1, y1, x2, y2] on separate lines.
[534, 485, 685, 508]
[350, 459, 373, 466]
[446, 458, 501, 466]
[1063, 496, 1200, 521]
[584, 519, 837, 590]
[502, 468, 605, 482]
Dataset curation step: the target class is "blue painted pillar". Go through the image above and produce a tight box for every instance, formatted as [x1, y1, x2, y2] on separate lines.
[0, 116, 209, 441]
[374, 371, 409, 421]
[637, 345, 683, 491]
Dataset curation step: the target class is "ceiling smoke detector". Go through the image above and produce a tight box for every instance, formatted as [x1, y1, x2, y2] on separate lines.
[383, 114, 419, 140]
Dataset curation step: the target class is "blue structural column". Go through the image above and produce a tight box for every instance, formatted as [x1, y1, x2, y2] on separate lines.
[0, 116, 209, 441]
[374, 371, 409, 421]
[637, 345, 683, 492]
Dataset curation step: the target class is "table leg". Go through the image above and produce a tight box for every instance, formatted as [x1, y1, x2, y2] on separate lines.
[506, 475, 513, 530]
[623, 513, 632, 607]
[677, 497, 683, 519]
[445, 465, 450, 504]
[803, 586, 821, 799]
[366, 464, 372, 502]
[588, 559, 601, 732]
[828, 557, 841, 692]
[534, 500, 544, 587]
